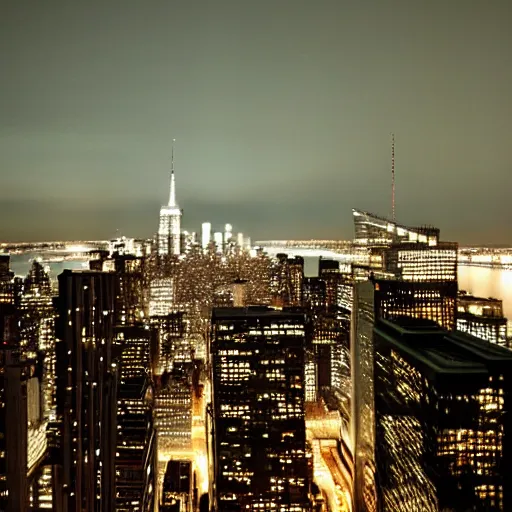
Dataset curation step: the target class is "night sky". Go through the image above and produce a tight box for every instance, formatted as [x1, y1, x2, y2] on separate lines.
[1, 1, 511, 243]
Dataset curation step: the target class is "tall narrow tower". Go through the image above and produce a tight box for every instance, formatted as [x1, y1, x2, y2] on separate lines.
[391, 133, 396, 222]
[158, 140, 182, 256]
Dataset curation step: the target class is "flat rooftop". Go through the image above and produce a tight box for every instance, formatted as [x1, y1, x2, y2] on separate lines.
[212, 306, 305, 320]
[374, 317, 512, 380]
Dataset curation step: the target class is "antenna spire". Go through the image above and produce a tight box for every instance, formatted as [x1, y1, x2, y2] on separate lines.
[391, 133, 396, 222]
[169, 138, 176, 207]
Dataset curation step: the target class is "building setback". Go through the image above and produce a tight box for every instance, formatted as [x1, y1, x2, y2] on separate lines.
[211, 306, 311, 511]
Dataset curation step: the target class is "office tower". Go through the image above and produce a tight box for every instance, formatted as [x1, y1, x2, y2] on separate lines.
[19, 260, 56, 416]
[236, 232, 244, 249]
[304, 348, 317, 402]
[374, 278, 457, 330]
[113, 253, 146, 326]
[457, 293, 508, 347]
[350, 282, 377, 512]
[201, 222, 212, 250]
[154, 368, 192, 458]
[150, 311, 188, 374]
[352, 209, 458, 330]
[115, 326, 156, 512]
[224, 223, 233, 247]
[303, 277, 327, 313]
[374, 317, 512, 511]
[149, 278, 174, 317]
[0, 306, 47, 512]
[158, 148, 182, 256]
[0, 254, 14, 304]
[161, 460, 192, 512]
[211, 307, 311, 511]
[271, 254, 304, 307]
[318, 258, 342, 311]
[232, 279, 248, 308]
[182, 231, 197, 253]
[213, 232, 223, 254]
[53, 270, 119, 512]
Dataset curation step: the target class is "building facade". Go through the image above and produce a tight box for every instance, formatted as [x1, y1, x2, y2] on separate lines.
[53, 270, 119, 512]
[374, 317, 512, 511]
[211, 307, 311, 511]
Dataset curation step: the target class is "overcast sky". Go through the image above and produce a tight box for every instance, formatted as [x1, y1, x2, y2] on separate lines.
[1, 1, 511, 243]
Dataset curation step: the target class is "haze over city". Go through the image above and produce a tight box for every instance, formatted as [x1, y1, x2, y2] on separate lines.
[1, 0, 512, 243]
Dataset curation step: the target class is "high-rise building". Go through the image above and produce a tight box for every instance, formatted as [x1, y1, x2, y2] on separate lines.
[224, 223, 233, 248]
[158, 148, 182, 256]
[457, 293, 508, 347]
[0, 254, 14, 305]
[113, 254, 146, 326]
[161, 460, 192, 512]
[213, 232, 223, 254]
[211, 307, 311, 511]
[374, 278, 457, 331]
[271, 254, 304, 307]
[201, 222, 212, 251]
[350, 282, 377, 512]
[150, 311, 188, 374]
[374, 317, 512, 511]
[154, 368, 192, 458]
[0, 305, 47, 512]
[53, 270, 119, 512]
[149, 278, 174, 317]
[352, 208, 458, 331]
[115, 326, 156, 512]
[19, 260, 56, 417]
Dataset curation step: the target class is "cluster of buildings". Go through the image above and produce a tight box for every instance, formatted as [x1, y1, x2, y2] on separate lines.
[1, 158, 512, 512]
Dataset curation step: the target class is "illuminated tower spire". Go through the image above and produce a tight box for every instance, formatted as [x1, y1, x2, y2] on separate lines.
[169, 138, 177, 207]
[391, 132, 396, 222]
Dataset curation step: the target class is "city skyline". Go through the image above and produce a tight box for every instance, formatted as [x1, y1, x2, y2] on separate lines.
[2, 1, 512, 243]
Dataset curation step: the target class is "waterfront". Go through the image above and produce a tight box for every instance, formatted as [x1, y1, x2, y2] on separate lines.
[459, 265, 512, 321]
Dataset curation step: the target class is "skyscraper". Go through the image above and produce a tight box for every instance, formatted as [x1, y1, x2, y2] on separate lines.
[53, 270, 119, 512]
[201, 222, 212, 251]
[0, 254, 14, 305]
[158, 144, 182, 256]
[115, 326, 156, 512]
[211, 306, 311, 511]
[0, 306, 47, 512]
[374, 317, 512, 511]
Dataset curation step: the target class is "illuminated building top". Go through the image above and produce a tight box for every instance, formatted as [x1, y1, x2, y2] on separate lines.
[353, 208, 440, 247]
[158, 142, 182, 256]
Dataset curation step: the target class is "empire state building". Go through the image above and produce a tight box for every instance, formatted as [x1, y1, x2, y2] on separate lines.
[158, 146, 182, 256]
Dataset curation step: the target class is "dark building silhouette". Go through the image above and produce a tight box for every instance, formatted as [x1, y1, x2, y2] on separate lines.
[0, 304, 47, 512]
[271, 254, 304, 307]
[374, 317, 512, 511]
[211, 307, 311, 511]
[115, 325, 156, 512]
[53, 270, 119, 512]
[161, 460, 192, 511]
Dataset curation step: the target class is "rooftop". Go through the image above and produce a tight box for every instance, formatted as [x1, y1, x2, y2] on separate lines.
[375, 317, 512, 380]
[212, 306, 305, 320]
